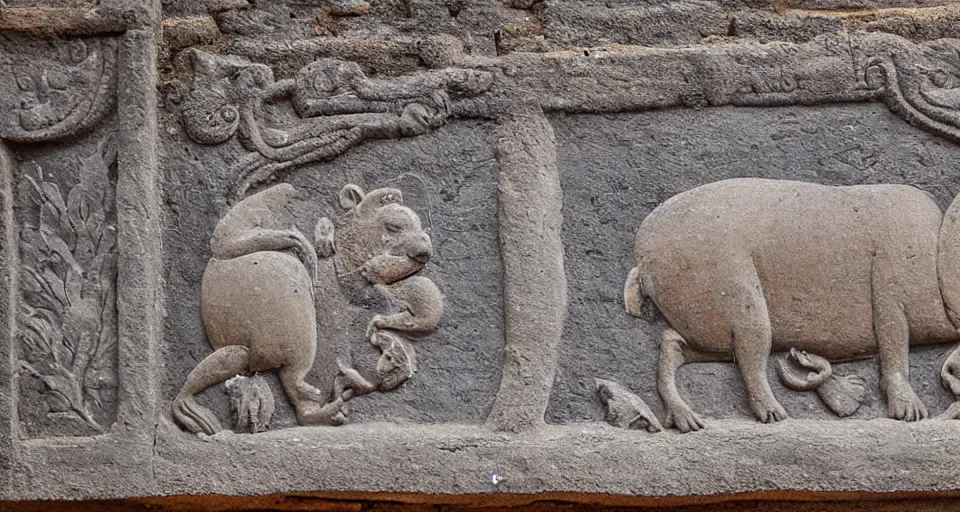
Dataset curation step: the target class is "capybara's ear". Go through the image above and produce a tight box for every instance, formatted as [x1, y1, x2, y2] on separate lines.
[314, 216, 335, 258]
[339, 184, 365, 210]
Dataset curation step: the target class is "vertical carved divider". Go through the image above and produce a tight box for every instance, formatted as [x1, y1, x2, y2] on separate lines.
[487, 108, 567, 432]
[0, 141, 14, 492]
[114, 26, 161, 437]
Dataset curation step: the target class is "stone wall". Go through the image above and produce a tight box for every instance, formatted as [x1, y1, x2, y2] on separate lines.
[2, 0, 960, 508]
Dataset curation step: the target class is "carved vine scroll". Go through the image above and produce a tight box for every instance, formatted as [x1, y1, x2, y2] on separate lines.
[168, 50, 493, 203]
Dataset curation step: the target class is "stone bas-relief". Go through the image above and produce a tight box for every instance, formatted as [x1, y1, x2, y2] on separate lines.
[172, 182, 441, 434]
[0, 37, 117, 143]
[625, 178, 960, 432]
[14, 0, 960, 505]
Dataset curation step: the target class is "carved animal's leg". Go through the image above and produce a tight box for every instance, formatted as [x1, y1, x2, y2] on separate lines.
[875, 299, 927, 421]
[724, 270, 787, 424]
[368, 311, 431, 336]
[278, 362, 344, 426]
[658, 329, 728, 433]
[172, 345, 251, 435]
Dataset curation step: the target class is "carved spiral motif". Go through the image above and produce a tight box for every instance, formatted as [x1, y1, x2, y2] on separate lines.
[779, 73, 797, 93]
[864, 60, 889, 90]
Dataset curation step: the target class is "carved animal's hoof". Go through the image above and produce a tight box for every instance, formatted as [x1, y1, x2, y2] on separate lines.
[334, 359, 376, 400]
[817, 374, 866, 417]
[754, 401, 788, 424]
[172, 396, 223, 435]
[665, 405, 704, 433]
[296, 399, 345, 426]
[888, 390, 928, 421]
[886, 378, 928, 421]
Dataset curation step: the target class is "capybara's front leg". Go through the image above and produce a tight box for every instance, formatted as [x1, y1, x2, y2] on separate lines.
[875, 297, 927, 421]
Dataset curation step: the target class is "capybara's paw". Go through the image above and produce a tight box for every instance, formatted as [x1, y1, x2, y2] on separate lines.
[887, 379, 928, 421]
[754, 400, 788, 424]
[665, 404, 704, 433]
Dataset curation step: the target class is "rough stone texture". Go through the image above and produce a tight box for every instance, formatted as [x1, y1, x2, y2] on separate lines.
[4, 0, 960, 508]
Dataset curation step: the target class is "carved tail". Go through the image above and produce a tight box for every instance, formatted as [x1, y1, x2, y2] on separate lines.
[938, 193, 960, 330]
[775, 349, 866, 417]
[624, 266, 645, 317]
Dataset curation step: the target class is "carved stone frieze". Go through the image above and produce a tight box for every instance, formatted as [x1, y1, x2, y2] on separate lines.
[13, 0, 960, 506]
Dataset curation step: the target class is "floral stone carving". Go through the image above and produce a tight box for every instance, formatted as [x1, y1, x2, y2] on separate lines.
[2, 38, 117, 143]
[16, 136, 118, 435]
[625, 178, 960, 432]
[172, 182, 441, 435]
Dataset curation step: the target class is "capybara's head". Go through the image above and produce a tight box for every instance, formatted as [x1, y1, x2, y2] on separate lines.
[335, 184, 433, 285]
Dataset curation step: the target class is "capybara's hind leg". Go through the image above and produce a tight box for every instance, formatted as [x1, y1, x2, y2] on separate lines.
[658, 329, 727, 432]
[874, 294, 927, 421]
[278, 362, 344, 426]
[172, 345, 251, 435]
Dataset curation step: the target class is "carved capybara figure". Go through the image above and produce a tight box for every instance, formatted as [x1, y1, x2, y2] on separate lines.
[171, 183, 435, 435]
[625, 178, 960, 432]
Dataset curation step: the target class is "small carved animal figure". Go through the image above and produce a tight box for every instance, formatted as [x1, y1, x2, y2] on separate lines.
[224, 375, 275, 434]
[368, 276, 443, 336]
[775, 348, 866, 417]
[595, 378, 663, 433]
[625, 178, 960, 432]
[371, 330, 418, 392]
[171, 182, 436, 435]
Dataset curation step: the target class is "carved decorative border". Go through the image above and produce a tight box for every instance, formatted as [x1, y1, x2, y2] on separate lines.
[1, 0, 162, 498]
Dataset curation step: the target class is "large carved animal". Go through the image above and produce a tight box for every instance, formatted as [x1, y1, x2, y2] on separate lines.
[624, 178, 960, 432]
[171, 183, 435, 435]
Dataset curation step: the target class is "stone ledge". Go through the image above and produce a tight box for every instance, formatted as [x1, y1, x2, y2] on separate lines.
[9, 420, 960, 501]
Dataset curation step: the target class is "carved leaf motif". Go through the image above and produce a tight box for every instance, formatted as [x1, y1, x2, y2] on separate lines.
[17, 139, 117, 435]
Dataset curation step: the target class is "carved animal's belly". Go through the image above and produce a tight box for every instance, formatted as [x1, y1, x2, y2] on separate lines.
[201, 251, 317, 372]
[637, 178, 950, 360]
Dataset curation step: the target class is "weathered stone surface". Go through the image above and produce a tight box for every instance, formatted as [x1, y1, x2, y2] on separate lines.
[4, 0, 960, 508]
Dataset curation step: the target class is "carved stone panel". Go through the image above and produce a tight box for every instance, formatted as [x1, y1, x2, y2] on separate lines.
[550, 104, 960, 428]
[0, 33, 121, 439]
[161, 110, 504, 431]
[12, 124, 119, 438]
